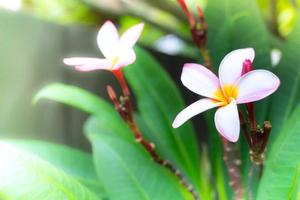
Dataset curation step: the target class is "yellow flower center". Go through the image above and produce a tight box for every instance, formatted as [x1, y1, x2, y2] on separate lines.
[110, 57, 119, 70]
[213, 85, 239, 106]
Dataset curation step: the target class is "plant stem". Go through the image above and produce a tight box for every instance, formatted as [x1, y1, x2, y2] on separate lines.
[260, 121, 271, 155]
[246, 103, 256, 132]
[112, 69, 130, 97]
[221, 138, 244, 200]
[200, 47, 214, 72]
[247, 163, 254, 200]
[177, 0, 215, 72]
[129, 120, 200, 200]
[238, 110, 252, 148]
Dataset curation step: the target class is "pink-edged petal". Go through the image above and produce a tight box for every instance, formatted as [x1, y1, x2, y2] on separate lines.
[214, 99, 240, 142]
[113, 48, 136, 70]
[63, 57, 112, 71]
[219, 48, 255, 87]
[118, 23, 144, 55]
[181, 63, 220, 98]
[63, 57, 108, 66]
[75, 64, 112, 71]
[172, 98, 221, 128]
[235, 69, 280, 104]
[97, 21, 119, 59]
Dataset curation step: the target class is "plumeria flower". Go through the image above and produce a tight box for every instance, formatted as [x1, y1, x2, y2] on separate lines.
[63, 21, 144, 71]
[172, 48, 280, 142]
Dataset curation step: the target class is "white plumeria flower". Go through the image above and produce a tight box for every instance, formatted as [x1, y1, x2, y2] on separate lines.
[172, 48, 280, 142]
[63, 21, 144, 71]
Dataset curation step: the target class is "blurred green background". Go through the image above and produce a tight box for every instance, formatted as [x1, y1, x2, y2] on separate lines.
[0, 0, 298, 150]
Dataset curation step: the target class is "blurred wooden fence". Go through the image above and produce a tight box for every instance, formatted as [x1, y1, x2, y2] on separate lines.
[0, 9, 117, 150]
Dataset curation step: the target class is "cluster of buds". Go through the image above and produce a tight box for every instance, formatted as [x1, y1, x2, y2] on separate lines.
[239, 60, 272, 165]
[177, 0, 207, 48]
[106, 70, 132, 123]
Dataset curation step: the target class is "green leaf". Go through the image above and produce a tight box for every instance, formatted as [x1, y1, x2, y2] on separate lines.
[34, 83, 109, 116]
[268, 11, 300, 141]
[257, 105, 300, 200]
[124, 47, 205, 197]
[0, 141, 101, 200]
[87, 131, 191, 200]
[3, 139, 106, 198]
[33, 81, 133, 135]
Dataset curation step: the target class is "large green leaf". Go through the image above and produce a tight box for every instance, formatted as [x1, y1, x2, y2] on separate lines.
[84, 113, 192, 200]
[0, 141, 101, 200]
[34, 83, 109, 116]
[257, 104, 300, 200]
[34, 84, 126, 142]
[37, 83, 132, 140]
[268, 11, 300, 141]
[87, 130, 191, 200]
[123, 47, 206, 197]
[3, 139, 105, 198]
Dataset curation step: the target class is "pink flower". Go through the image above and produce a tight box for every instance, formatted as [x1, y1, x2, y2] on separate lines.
[172, 48, 280, 142]
[63, 21, 144, 71]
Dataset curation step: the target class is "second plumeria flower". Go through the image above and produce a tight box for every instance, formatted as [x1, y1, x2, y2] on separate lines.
[63, 20, 144, 71]
[172, 48, 280, 142]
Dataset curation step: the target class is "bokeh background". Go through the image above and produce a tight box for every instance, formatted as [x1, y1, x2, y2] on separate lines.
[0, 0, 298, 151]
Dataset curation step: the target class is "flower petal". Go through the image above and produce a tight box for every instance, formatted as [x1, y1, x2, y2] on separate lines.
[172, 98, 221, 128]
[75, 65, 111, 72]
[181, 63, 220, 98]
[97, 21, 119, 59]
[113, 48, 136, 70]
[235, 69, 280, 104]
[219, 48, 255, 87]
[214, 99, 240, 142]
[63, 57, 112, 71]
[118, 23, 144, 55]
[63, 57, 108, 66]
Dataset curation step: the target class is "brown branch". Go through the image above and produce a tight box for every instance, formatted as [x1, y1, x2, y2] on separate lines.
[221, 138, 244, 200]
[247, 163, 254, 200]
[129, 121, 200, 200]
[238, 110, 252, 148]
[199, 47, 214, 72]
[177, 0, 214, 72]
[233, 143, 242, 168]
[246, 103, 256, 132]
